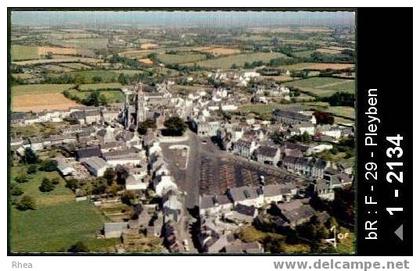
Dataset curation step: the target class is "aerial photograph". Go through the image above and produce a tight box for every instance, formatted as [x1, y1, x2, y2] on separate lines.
[9, 10, 356, 254]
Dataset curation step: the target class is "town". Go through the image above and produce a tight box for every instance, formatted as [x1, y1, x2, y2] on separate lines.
[10, 11, 356, 254]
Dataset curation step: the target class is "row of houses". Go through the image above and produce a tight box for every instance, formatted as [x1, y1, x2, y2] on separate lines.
[199, 182, 298, 217]
[11, 106, 120, 126]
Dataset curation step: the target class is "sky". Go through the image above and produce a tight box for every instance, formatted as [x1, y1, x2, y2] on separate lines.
[11, 10, 355, 28]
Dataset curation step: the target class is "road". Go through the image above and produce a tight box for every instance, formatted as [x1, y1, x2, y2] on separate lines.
[160, 130, 303, 252]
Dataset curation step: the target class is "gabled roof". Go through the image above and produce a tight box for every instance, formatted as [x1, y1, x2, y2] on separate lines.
[70, 111, 85, 119]
[256, 145, 278, 157]
[276, 200, 316, 224]
[234, 204, 256, 217]
[76, 146, 102, 160]
[234, 139, 252, 149]
[228, 186, 259, 202]
[83, 157, 108, 170]
[273, 109, 312, 122]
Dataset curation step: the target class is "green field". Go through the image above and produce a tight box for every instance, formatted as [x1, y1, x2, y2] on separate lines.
[13, 57, 102, 66]
[11, 201, 108, 252]
[238, 102, 305, 120]
[11, 45, 39, 61]
[10, 166, 109, 252]
[51, 38, 109, 49]
[239, 101, 354, 122]
[11, 83, 124, 103]
[190, 52, 288, 69]
[292, 50, 315, 58]
[52, 70, 142, 83]
[78, 82, 122, 91]
[68, 88, 124, 103]
[324, 106, 355, 120]
[59, 63, 93, 70]
[12, 73, 34, 80]
[11, 84, 75, 98]
[11, 167, 74, 206]
[285, 77, 355, 97]
[157, 53, 207, 65]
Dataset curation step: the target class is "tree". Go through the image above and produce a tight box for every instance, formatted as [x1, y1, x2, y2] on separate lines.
[16, 195, 36, 210]
[68, 241, 89, 253]
[39, 177, 55, 192]
[325, 92, 355, 107]
[15, 173, 29, 183]
[163, 116, 187, 136]
[121, 190, 137, 206]
[66, 179, 79, 191]
[270, 131, 285, 144]
[39, 159, 57, 172]
[313, 111, 334, 125]
[103, 168, 116, 184]
[27, 164, 38, 174]
[115, 165, 129, 185]
[301, 131, 311, 142]
[73, 74, 86, 85]
[92, 75, 103, 83]
[137, 119, 157, 135]
[65, 178, 79, 191]
[84, 90, 107, 106]
[10, 185, 23, 196]
[118, 73, 128, 85]
[45, 52, 53, 59]
[92, 178, 107, 195]
[22, 147, 38, 164]
[106, 181, 120, 196]
[99, 94, 108, 106]
[51, 177, 60, 185]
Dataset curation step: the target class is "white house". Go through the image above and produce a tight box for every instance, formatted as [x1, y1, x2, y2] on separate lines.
[306, 144, 333, 155]
[318, 125, 342, 139]
[83, 157, 110, 177]
[56, 159, 75, 176]
[199, 194, 233, 216]
[227, 186, 264, 207]
[102, 148, 142, 167]
[255, 146, 281, 166]
[153, 175, 178, 197]
[126, 175, 148, 191]
[233, 139, 259, 159]
[221, 104, 238, 112]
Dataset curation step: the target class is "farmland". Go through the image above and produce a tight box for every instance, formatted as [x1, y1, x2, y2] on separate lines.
[11, 201, 108, 252]
[50, 70, 142, 83]
[119, 49, 156, 59]
[50, 38, 109, 49]
[157, 53, 207, 65]
[67, 89, 124, 103]
[12, 93, 79, 112]
[11, 84, 92, 112]
[193, 47, 241, 56]
[12, 57, 102, 66]
[279, 62, 354, 71]
[11, 84, 74, 97]
[239, 101, 354, 121]
[10, 166, 109, 252]
[11, 45, 92, 61]
[285, 77, 355, 97]
[11, 45, 39, 61]
[189, 52, 288, 69]
[77, 83, 122, 91]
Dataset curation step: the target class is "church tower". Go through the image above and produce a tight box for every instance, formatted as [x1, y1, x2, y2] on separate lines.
[136, 83, 146, 127]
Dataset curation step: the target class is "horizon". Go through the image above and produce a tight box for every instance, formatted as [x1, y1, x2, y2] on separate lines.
[11, 10, 355, 28]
